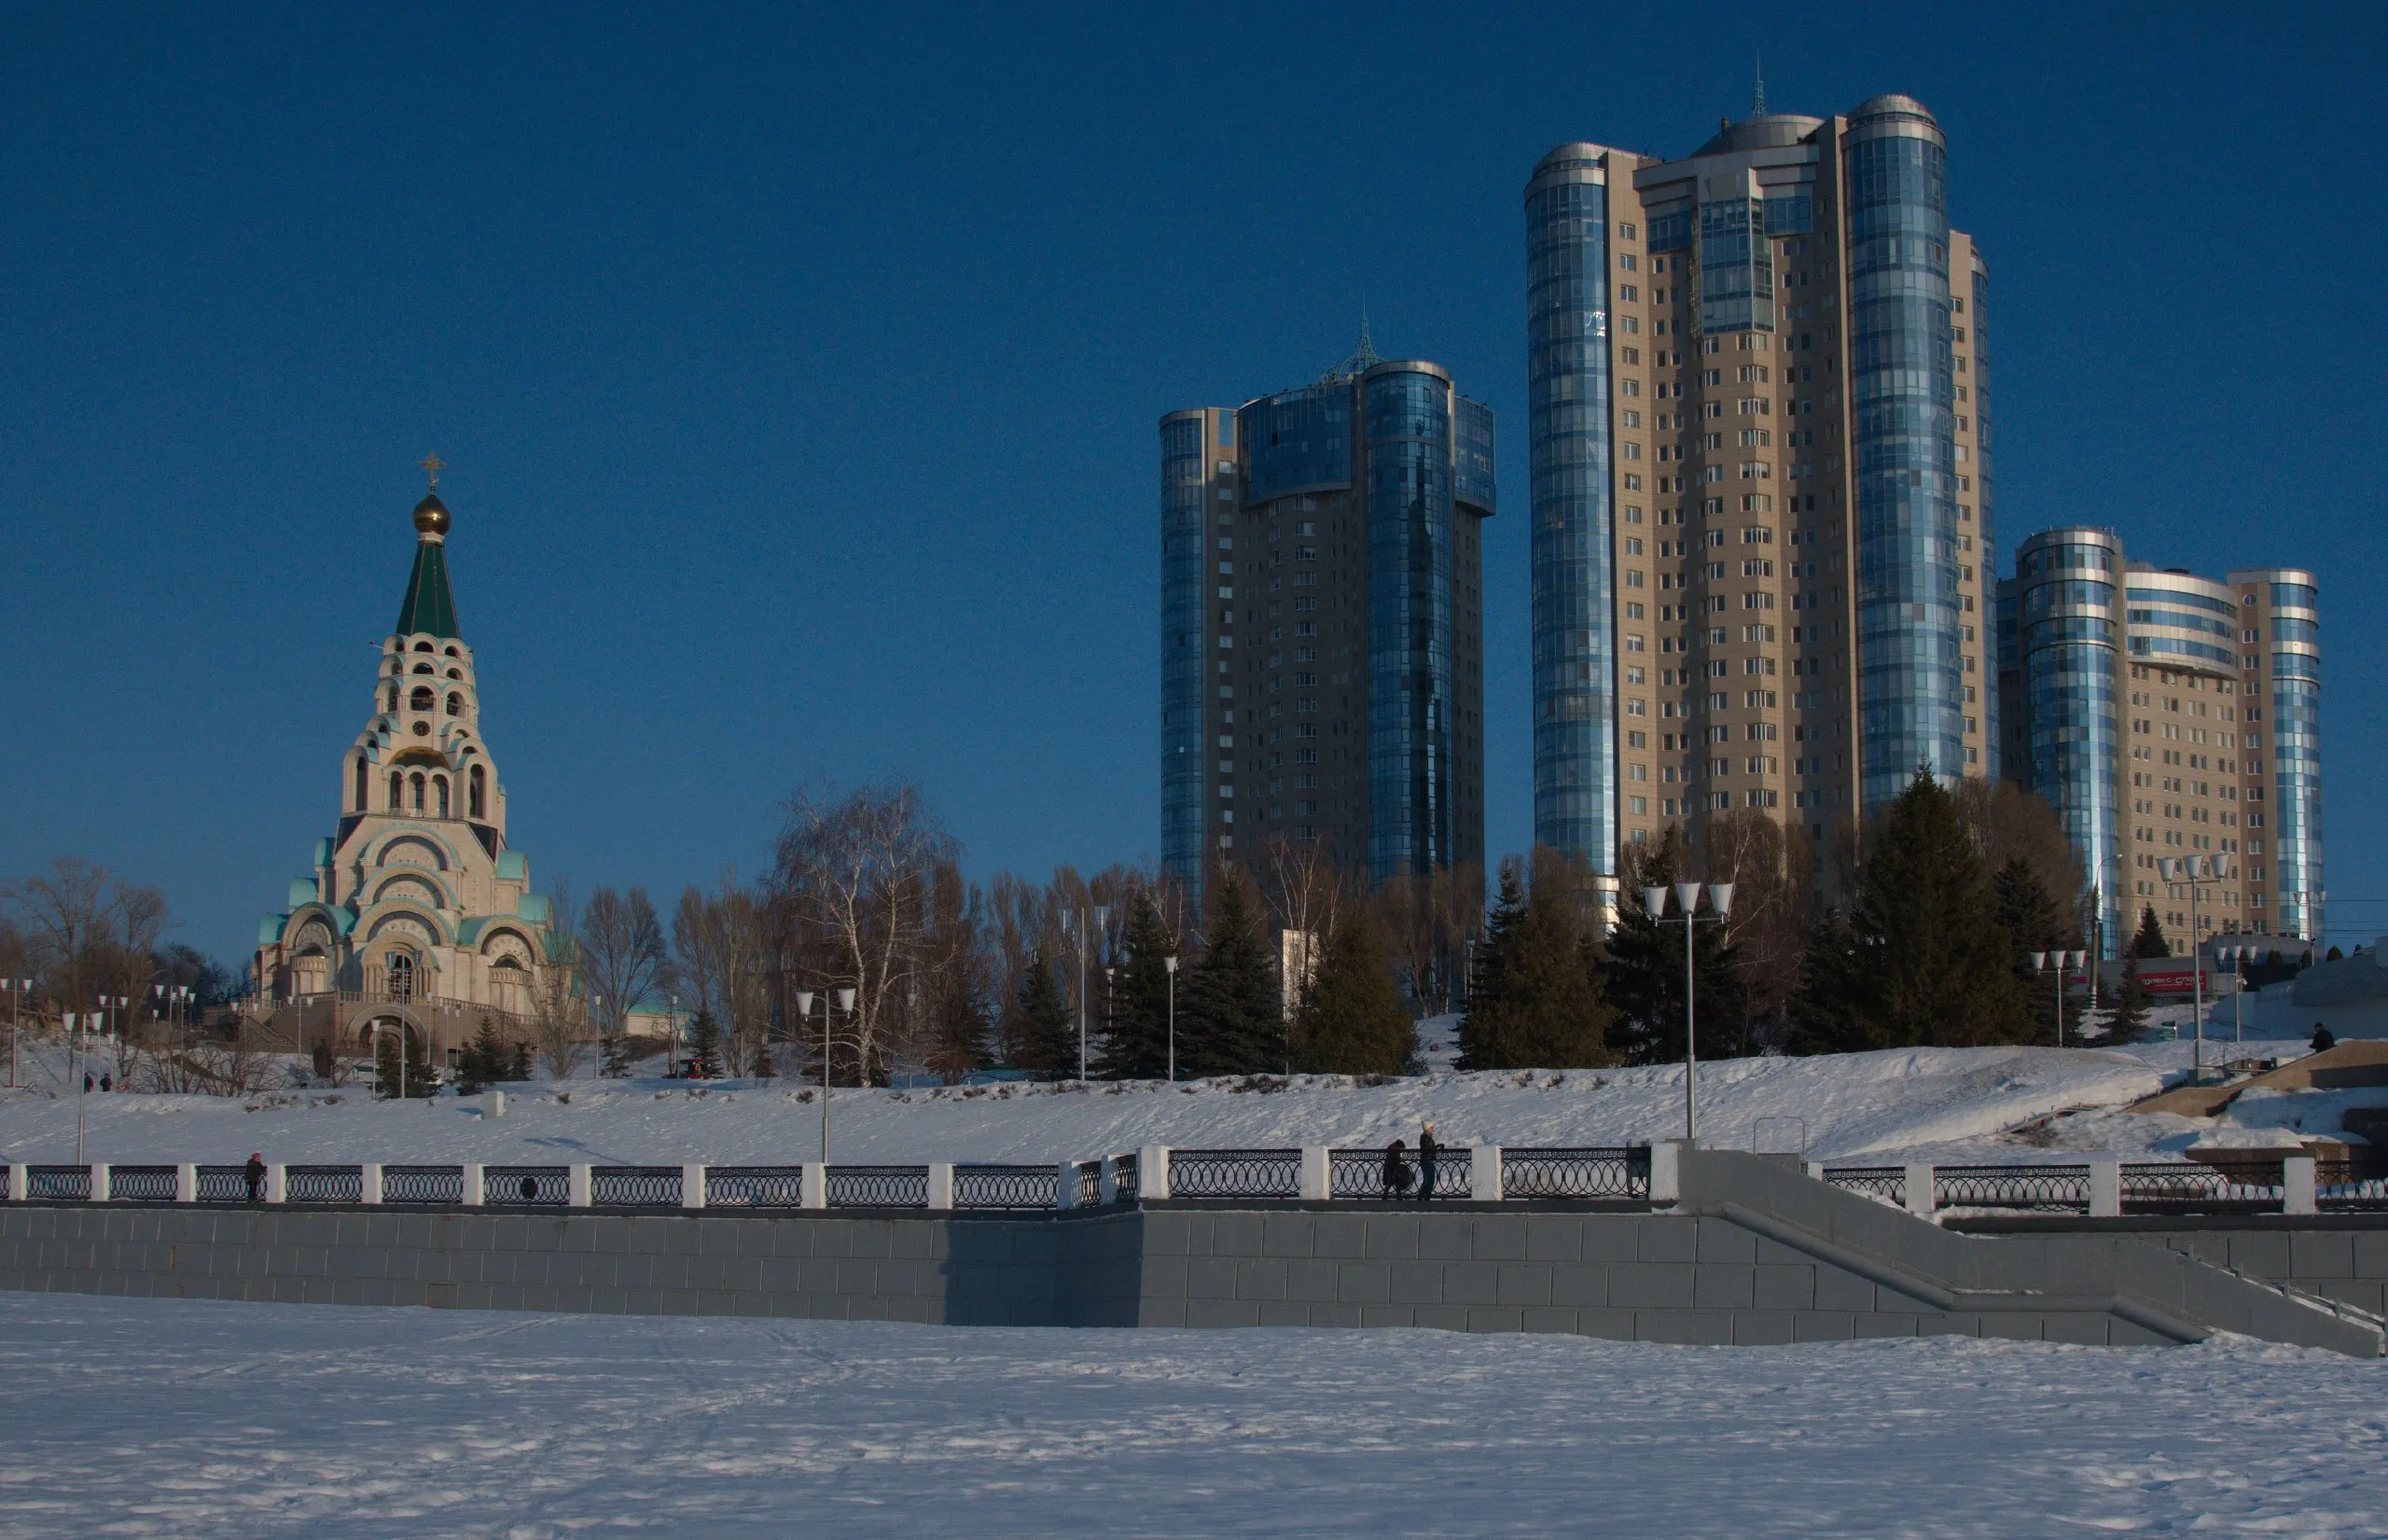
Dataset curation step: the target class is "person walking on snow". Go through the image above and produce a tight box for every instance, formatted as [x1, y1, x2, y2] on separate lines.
[1417, 1122, 1440, 1202]
[1381, 1138, 1412, 1200]
[243, 1152, 266, 1201]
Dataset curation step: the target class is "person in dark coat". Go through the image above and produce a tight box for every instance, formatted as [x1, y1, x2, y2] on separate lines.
[2312, 1024, 2337, 1052]
[99, 1074, 111, 1093]
[83, 1073, 93, 1093]
[1381, 1138, 1412, 1200]
[243, 1153, 266, 1201]
[1417, 1122, 1439, 1202]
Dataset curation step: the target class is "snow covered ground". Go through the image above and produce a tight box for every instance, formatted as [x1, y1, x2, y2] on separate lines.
[0, 1034, 2326, 1168]
[0, 1293, 2380, 1537]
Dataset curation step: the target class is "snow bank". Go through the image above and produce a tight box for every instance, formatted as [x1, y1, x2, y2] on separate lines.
[1, 1038, 2312, 1166]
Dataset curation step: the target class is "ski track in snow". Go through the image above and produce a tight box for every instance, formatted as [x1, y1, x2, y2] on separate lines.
[0, 1292, 2379, 1537]
[0, 1037, 2321, 1169]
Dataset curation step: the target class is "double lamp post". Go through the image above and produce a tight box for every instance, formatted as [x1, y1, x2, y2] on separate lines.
[1642, 880, 1734, 1145]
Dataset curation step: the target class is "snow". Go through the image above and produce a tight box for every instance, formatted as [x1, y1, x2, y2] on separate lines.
[0, 1293, 2380, 1537]
[0, 1033, 2336, 1169]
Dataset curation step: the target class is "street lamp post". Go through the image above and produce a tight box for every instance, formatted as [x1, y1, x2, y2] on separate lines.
[1065, 906, 1109, 1085]
[2158, 854, 2234, 1077]
[1643, 880, 1735, 1144]
[794, 987, 856, 1164]
[1163, 955, 1178, 1084]
[5, 978, 30, 1089]
[2029, 950, 2088, 1047]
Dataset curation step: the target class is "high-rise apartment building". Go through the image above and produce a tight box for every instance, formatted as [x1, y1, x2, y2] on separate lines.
[1998, 528, 2322, 955]
[1161, 335, 1494, 902]
[1527, 94, 1993, 900]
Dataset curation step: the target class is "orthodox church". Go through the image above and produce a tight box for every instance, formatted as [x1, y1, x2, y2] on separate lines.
[250, 467, 568, 1059]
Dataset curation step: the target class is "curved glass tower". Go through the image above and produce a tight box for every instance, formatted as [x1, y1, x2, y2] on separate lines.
[1159, 409, 1215, 896]
[2249, 571, 2323, 940]
[1523, 145, 1617, 869]
[1843, 94, 1964, 807]
[1366, 365, 1459, 876]
[2011, 527, 2123, 951]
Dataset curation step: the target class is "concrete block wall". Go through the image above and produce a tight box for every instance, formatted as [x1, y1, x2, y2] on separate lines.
[0, 1205, 1144, 1327]
[1952, 1216, 2388, 1321]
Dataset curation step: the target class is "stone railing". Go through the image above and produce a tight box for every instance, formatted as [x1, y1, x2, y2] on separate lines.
[1, 1145, 1655, 1212]
[1816, 1156, 2373, 1217]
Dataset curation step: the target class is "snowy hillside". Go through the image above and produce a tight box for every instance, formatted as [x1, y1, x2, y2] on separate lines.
[0, 1036, 2320, 1168]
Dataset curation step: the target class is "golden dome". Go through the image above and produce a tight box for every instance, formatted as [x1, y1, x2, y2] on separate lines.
[412, 492, 451, 536]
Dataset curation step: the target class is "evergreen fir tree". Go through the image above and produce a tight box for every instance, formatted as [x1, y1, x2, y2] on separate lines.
[1177, 868, 1282, 1077]
[1292, 909, 1416, 1075]
[1788, 909, 1868, 1054]
[1458, 874, 1619, 1070]
[1094, 893, 1175, 1079]
[685, 1009, 722, 1078]
[2096, 954, 2152, 1043]
[600, 1030, 634, 1078]
[1451, 860, 1528, 1068]
[1992, 855, 2068, 1043]
[375, 1027, 437, 1098]
[2132, 904, 2172, 959]
[453, 1016, 509, 1095]
[1596, 832, 1742, 1066]
[1011, 949, 1076, 1079]
[922, 977, 993, 1084]
[1831, 766, 2029, 1048]
[507, 1040, 532, 1082]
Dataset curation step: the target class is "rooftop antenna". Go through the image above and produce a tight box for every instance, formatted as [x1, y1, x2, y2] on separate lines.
[1753, 52, 1766, 116]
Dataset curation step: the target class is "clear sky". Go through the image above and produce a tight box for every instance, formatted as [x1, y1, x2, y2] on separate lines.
[4, 2, 2383, 965]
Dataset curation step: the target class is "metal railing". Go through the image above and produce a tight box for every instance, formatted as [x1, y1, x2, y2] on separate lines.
[286, 1165, 365, 1204]
[27, 1166, 90, 1201]
[107, 1165, 179, 1202]
[2317, 1161, 2388, 1212]
[1075, 1160, 1103, 1209]
[1168, 1148, 1301, 1200]
[591, 1166, 683, 1207]
[383, 1165, 464, 1204]
[196, 1165, 255, 1202]
[1109, 1152, 1139, 1204]
[825, 1166, 927, 1209]
[954, 1165, 1056, 1210]
[2121, 1160, 2284, 1214]
[1932, 1164, 2089, 1214]
[705, 1167, 806, 1209]
[485, 1166, 569, 1205]
[1500, 1146, 1645, 1202]
[1326, 1146, 1474, 1200]
[1822, 1167, 1906, 1207]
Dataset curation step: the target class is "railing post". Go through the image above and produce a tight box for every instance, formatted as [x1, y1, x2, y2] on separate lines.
[801, 1161, 826, 1210]
[361, 1163, 383, 1206]
[489, 1090, 505, 1119]
[1903, 1161, 1935, 1218]
[176, 1163, 198, 1204]
[91, 1163, 110, 1202]
[569, 1164, 592, 1209]
[462, 1163, 485, 1207]
[7, 1164, 23, 1203]
[2284, 1156, 2318, 1215]
[266, 1163, 288, 1205]
[1298, 1146, 1329, 1201]
[1802, 1160, 1826, 1182]
[681, 1163, 706, 1211]
[2089, 1157, 2121, 1218]
[1097, 1158, 1118, 1207]
[1055, 1159, 1079, 1211]
[1649, 1142, 1683, 1206]
[1470, 1145, 1503, 1202]
[1140, 1145, 1171, 1200]
[926, 1162, 953, 1211]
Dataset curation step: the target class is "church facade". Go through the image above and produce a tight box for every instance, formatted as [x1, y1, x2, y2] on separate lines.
[249, 474, 569, 1060]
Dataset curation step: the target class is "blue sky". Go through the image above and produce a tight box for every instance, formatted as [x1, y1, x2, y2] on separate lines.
[4, 2, 2383, 964]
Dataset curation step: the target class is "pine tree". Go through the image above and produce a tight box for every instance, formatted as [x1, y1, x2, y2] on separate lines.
[1293, 909, 1416, 1075]
[601, 1032, 637, 1078]
[685, 1009, 722, 1078]
[375, 1027, 436, 1098]
[1011, 949, 1076, 1079]
[1788, 909, 1868, 1054]
[922, 977, 993, 1084]
[1823, 766, 2029, 1049]
[1597, 832, 1741, 1066]
[1452, 860, 1527, 1068]
[1095, 893, 1175, 1079]
[2132, 904, 2172, 959]
[1178, 868, 1283, 1077]
[1461, 885, 1619, 1070]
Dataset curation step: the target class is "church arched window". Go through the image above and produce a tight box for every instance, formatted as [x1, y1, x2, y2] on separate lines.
[445, 692, 461, 715]
[411, 663, 433, 674]
[413, 642, 434, 653]
[386, 952, 415, 1000]
[436, 776, 451, 818]
[386, 688, 397, 712]
[410, 773, 425, 812]
[469, 764, 486, 820]
[388, 770, 403, 809]
[354, 757, 368, 811]
[410, 686, 435, 712]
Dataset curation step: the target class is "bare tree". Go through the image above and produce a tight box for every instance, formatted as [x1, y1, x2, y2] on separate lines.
[527, 945, 590, 1079]
[1953, 777, 2090, 927]
[580, 886, 666, 1064]
[1697, 811, 1815, 1050]
[771, 784, 959, 1085]
[3, 857, 116, 1018]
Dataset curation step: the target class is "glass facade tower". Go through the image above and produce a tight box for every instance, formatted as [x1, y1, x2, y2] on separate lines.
[2006, 528, 2124, 951]
[1162, 346, 1492, 903]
